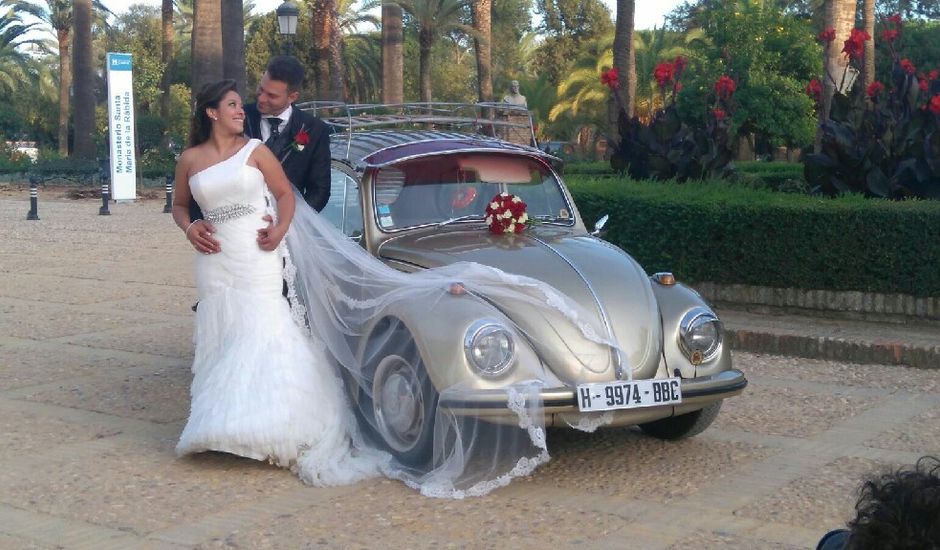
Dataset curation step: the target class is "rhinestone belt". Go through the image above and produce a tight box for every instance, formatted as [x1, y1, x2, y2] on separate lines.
[203, 203, 257, 224]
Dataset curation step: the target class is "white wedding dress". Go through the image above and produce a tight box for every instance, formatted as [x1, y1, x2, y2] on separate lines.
[176, 139, 386, 485]
[176, 139, 626, 498]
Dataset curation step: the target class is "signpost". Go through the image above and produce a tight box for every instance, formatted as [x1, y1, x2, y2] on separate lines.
[105, 52, 137, 201]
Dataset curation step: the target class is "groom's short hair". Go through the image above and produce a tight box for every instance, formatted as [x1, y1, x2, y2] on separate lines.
[266, 55, 305, 92]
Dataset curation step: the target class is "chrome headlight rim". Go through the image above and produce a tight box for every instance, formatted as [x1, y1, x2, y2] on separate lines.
[463, 319, 515, 377]
[677, 307, 723, 364]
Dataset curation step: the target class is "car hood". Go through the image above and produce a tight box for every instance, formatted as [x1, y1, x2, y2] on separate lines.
[377, 226, 661, 382]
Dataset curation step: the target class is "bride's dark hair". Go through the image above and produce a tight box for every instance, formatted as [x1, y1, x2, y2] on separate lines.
[189, 79, 238, 147]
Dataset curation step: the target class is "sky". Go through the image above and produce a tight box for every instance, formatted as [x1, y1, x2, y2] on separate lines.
[98, 0, 683, 31]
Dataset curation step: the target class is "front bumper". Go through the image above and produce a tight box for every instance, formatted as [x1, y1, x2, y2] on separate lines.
[438, 369, 747, 428]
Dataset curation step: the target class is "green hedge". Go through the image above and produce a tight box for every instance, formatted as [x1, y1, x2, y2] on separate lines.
[567, 176, 940, 297]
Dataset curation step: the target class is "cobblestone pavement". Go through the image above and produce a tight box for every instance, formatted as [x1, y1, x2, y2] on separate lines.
[1, 197, 938, 550]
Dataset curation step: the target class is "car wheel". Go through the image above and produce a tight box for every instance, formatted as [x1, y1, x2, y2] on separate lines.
[639, 401, 722, 440]
[359, 320, 438, 467]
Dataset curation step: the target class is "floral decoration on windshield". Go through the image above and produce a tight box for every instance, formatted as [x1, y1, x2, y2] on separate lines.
[485, 193, 530, 235]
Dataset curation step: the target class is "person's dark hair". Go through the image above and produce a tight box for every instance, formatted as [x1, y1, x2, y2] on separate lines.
[189, 79, 238, 147]
[265, 55, 305, 92]
[845, 456, 940, 550]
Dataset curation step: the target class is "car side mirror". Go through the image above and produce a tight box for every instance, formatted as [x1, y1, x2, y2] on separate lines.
[592, 214, 609, 237]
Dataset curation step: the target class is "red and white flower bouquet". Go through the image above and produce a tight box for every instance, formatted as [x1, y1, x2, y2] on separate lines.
[485, 192, 530, 235]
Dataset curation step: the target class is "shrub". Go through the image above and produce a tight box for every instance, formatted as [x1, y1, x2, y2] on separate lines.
[606, 61, 736, 182]
[804, 17, 940, 199]
[567, 175, 940, 296]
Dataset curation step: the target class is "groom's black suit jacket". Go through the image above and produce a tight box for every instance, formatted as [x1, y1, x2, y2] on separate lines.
[189, 103, 332, 221]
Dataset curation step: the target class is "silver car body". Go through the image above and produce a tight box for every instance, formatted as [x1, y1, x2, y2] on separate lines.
[311, 107, 746, 432]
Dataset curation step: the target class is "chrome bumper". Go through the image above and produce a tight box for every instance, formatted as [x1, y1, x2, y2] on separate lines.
[438, 369, 747, 427]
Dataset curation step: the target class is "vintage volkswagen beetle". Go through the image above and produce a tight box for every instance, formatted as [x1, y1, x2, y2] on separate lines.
[306, 103, 747, 465]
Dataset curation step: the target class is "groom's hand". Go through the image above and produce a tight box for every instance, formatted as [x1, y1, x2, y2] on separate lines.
[188, 220, 220, 254]
[257, 214, 279, 251]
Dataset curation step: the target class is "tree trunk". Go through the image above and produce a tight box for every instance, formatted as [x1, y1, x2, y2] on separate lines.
[381, 2, 403, 104]
[72, 0, 95, 159]
[823, 0, 856, 106]
[57, 28, 71, 156]
[471, 0, 492, 103]
[311, 0, 332, 98]
[609, 0, 636, 147]
[816, 0, 856, 152]
[329, 7, 344, 100]
[419, 28, 432, 102]
[191, 0, 223, 103]
[221, 0, 246, 95]
[160, 0, 174, 121]
[863, 0, 875, 89]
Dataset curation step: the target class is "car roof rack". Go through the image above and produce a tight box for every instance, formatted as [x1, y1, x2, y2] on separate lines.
[294, 101, 539, 154]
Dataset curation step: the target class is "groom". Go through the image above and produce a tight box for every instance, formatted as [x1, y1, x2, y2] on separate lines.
[188, 55, 331, 236]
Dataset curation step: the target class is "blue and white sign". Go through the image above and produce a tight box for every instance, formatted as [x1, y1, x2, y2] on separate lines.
[106, 52, 137, 200]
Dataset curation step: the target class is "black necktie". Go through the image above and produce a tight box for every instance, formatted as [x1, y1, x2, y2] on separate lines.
[266, 117, 281, 143]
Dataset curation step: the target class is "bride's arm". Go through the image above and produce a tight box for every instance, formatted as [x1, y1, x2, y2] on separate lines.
[172, 149, 221, 254]
[252, 145, 296, 251]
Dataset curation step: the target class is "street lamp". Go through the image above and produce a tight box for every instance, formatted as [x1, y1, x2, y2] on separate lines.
[276, 0, 299, 56]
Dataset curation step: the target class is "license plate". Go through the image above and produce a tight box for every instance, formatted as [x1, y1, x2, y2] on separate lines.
[576, 378, 682, 412]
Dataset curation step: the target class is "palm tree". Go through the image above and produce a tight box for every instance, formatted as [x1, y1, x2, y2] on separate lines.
[548, 39, 611, 129]
[862, 0, 875, 89]
[381, 0, 403, 103]
[817, 0, 855, 151]
[338, 0, 380, 102]
[309, 0, 336, 98]
[608, 0, 635, 148]
[221, 0, 246, 94]
[470, 0, 491, 103]
[71, 0, 94, 159]
[160, 0, 173, 120]
[191, 0, 223, 101]
[397, 0, 474, 102]
[23, 0, 109, 154]
[0, 4, 43, 94]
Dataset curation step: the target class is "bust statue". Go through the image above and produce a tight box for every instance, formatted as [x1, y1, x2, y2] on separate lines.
[502, 80, 527, 108]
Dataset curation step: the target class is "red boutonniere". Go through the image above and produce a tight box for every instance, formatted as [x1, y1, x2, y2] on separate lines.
[292, 128, 310, 151]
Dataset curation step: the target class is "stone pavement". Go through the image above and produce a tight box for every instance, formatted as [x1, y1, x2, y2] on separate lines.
[0, 196, 938, 550]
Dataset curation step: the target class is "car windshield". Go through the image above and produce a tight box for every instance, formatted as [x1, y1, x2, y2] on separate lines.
[371, 153, 573, 230]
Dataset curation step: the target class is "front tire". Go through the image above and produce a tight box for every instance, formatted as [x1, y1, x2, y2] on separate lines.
[639, 401, 722, 440]
[359, 320, 437, 467]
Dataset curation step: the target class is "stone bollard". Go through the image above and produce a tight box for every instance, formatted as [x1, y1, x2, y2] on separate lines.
[163, 173, 174, 213]
[98, 158, 111, 216]
[26, 173, 39, 221]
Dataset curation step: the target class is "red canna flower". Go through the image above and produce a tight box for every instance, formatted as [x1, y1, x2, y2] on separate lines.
[842, 28, 871, 61]
[920, 78, 929, 93]
[866, 81, 885, 98]
[929, 69, 939, 81]
[673, 55, 688, 74]
[714, 75, 737, 100]
[817, 27, 836, 43]
[806, 79, 823, 103]
[881, 29, 900, 43]
[654, 62, 675, 88]
[900, 59, 917, 75]
[930, 94, 940, 115]
[887, 13, 902, 25]
[600, 67, 620, 90]
[713, 108, 727, 121]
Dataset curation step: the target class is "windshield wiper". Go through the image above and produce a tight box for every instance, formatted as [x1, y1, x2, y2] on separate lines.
[437, 214, 484, 228]
[532, 214, 571, 224]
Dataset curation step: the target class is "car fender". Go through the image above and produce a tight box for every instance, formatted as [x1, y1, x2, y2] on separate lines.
[650, 281, 732, 379]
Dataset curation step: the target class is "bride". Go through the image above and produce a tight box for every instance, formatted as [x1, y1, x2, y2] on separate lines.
[172, 80, 622, 498]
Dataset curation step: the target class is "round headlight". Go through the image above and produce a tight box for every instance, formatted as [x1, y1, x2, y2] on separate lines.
[464, 320, 515, 377]
[678, 308, 723, 364]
